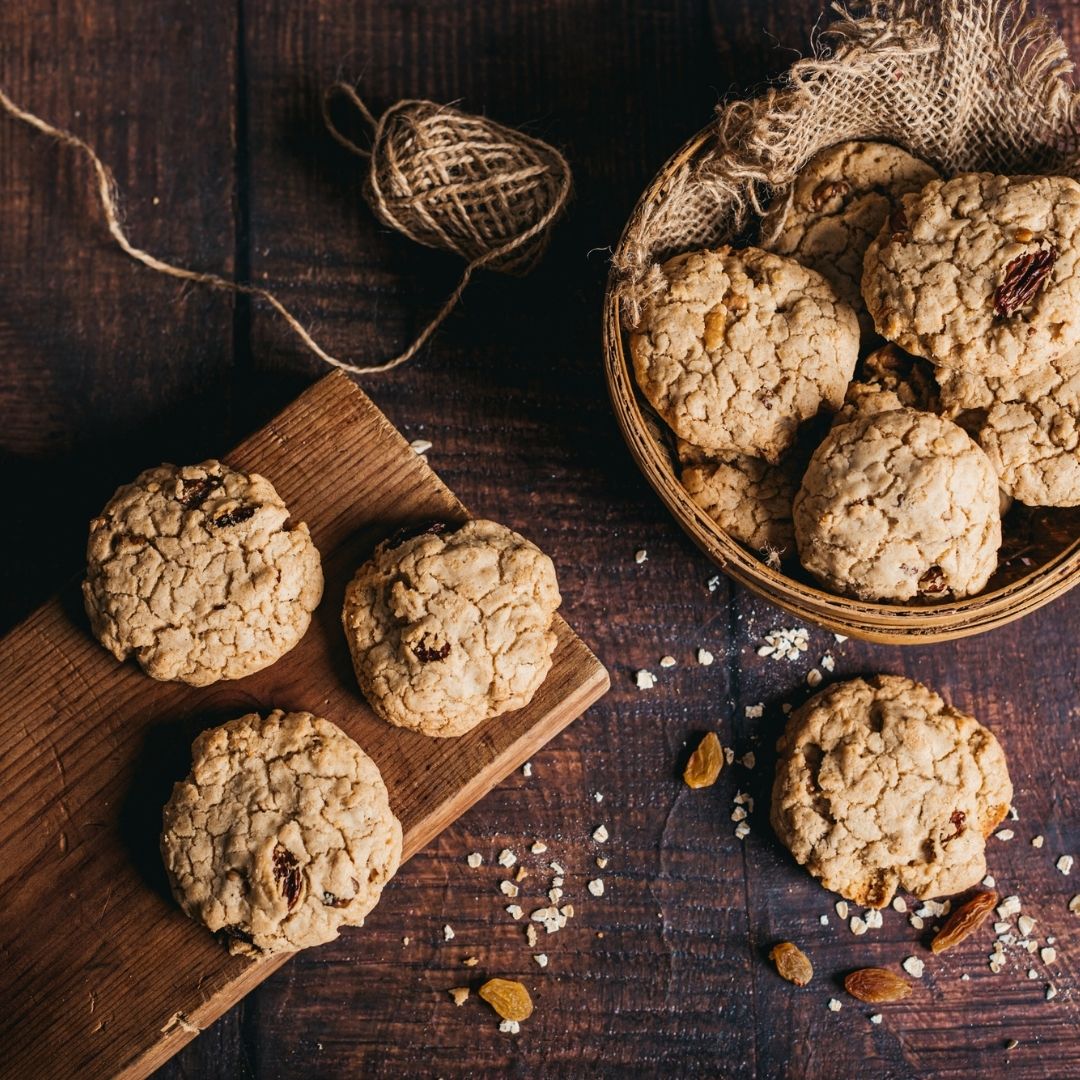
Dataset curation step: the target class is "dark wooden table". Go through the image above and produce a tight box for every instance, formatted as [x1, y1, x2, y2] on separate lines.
[2, 2, 1079, 1077]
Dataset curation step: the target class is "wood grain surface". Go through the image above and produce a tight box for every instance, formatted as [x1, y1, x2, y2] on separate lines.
[1, 1, 1079, 1077]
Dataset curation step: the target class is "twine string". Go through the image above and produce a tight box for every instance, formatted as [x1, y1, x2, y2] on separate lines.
[0, 81, 571, 375]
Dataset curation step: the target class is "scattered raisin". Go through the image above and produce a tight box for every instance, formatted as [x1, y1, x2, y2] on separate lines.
[273, 844, 303, 910]
[683, 732, 723, 789]
[844, 967, 913, 1003]
[413, 636, 452, 663]
[212, 504, 257, 528]
[931, 891, 998, 954]
[478, 978, 533, 1022]
[994, 246, 1057, 317]
[769, 941, 814, 986]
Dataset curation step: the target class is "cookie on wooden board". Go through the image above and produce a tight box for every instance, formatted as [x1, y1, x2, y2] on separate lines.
[342, 519, 561, 737]
[761, 140, 939, 335]
[631, 246, 858, 463]
[771, 675, 1012, 908]
[83, 460, 323, 685]
[863, 172, 1080, 378]
[161, 709, 402, 957]
[793, 407, 1001, 601]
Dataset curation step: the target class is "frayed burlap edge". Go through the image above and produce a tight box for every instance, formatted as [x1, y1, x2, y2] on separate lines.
[613, 0, 1080, 327]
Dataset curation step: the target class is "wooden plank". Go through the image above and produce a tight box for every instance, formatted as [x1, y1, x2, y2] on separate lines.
[0, 371, 609, 1080]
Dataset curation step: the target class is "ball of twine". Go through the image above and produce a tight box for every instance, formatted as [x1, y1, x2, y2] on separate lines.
[0, 83, 572, 375]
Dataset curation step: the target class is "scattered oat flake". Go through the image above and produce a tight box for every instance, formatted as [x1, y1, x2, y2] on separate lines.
[1009, 806, 1020, 820]
[594, 791, 604, 803]
[1057, 855, 1074, 875]
[548, 888, 563, 903]
[983, 875, 996, 888]
[635, 670, 656, 690]
[409, 438, 432, 454]
[506, 904, 524, 920]
[515, 866, 528, 883]
[745, 703, 764, 719]
[522, 762, 532, 777]
[1069, 895, 1080, 914]
[552, 876, 564, 887]
[526, 925, 538, 947]
[892, 897, 908, 913]
[995, 829, 1015, 841]
[463, 956, 479, 967]
[500, 1020, 521, 1034]
[1042, 947, 1057, 965]
[850, 916, 868, 936]
[531, 841, 547, 855]
[593, 825, 609, 843]
[740, 752, 756, 769]
[994, 922, 1011, 935]
[659, 655, 676, 668]
[449, 987, 469, 1006]
[828, 998, 842, 1012]
[910, 915, 924, 930]
[596, 857, 608, 869]
[724, 746, 735, 765]
[902, 957, 925, 979]
[588, 878, 605, 897]
[550, 861, 565, 875]
[708, 575, 721, 592]
[500, 881, 519, 898]
[734, 822, 750, 840]
[820, 915, 829, 926]
[870, 1014, 883, 1025]
[731, 806, 747, 822]
[865, 910, 883, 930]
[534, 953, 548, 968]
[1046, 984, 1058, 1001]
[635, 549, 648, 564]
[443, 924, 455, 941]
[1018, 915, 1036, 937]
[807, 668, 823, 688]
[402, 936, 409, 945]
[834, 633, 848, 643]
[1028, 968, 1039, 980]
[821, 653, 835, 673]
[998, 896, 1022, 918]
[498, 849, 517, 868]
[835, 901, 849, 920]
[697, 648, 714, 666]
[467, 852, 483, 868]
[1032, 835, 1045, 849]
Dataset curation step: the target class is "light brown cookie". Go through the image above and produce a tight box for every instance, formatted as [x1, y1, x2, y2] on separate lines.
[681, 454, 797, 556]
[631, 247, 858, 463]
[342, 520, 562, 737]
[83, 461, 323, 685]
[161, 710, 402, 957]
[863, 173, 1080, 378]
[761, 141, 939, 335]
[937, 350, 1080, 506]
[794, 408, 1001, 601]
[771, 675, 1012, 908]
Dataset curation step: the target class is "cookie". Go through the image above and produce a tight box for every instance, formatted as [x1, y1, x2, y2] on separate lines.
[681, 454, 798, 556]
[834, 343, 939, 426]
[794, 408, 1001, 601]
[161, 710, 402, 957]
[342, 520, 562, 737]
[630, 247, 859, 463]
[771, 675, 1012, 908]
[761, 141, 938, 335]
[84, 461, 323, 685]
[937, 349, 1080, 506]
[862, 173, 1080, 378]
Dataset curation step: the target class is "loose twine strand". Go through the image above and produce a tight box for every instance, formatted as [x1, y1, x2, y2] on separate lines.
[0, 82, 572, 374]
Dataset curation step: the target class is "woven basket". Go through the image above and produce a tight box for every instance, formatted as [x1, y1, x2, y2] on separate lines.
[603, 0, 1080, 642]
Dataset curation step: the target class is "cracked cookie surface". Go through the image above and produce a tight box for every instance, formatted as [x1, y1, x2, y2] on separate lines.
[161, 709, 402, 957]
[631, 247, 858, 463]
[342, 520, 562, 737]
[937, 349, 1080, 506]
[83, 460, 323, 686]
[761, 141, 938, 335]
[863, 173, 1080, 377]
[771, 675, 1012, 908]
[794, 408, 1001, 601]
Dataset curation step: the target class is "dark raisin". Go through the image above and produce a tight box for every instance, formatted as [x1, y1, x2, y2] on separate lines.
[385, 520, 448, 550]
[413, 636, 452, 663]
[273, 844, 303, 910]
[178, 474, 223, 510]
[212, 504, 257, 528]
[994, 247, 1057, 317]
[220, 924, 254, 946]
[918, 566, 948, 595]
[889, 205, 910, 241]
[323, 890, 350, 909]
[944, 809, 966, 842]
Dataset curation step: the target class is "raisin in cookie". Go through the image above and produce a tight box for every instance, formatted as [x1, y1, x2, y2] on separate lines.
[863, 173, 1080, 378]
[161, 710, 402, 957]
[84, 461, 323, 685]
[771, 675, 1012, 908]
[834, 343, 939, 426]
[631, 247, 858, 463]
[342, 520, 561, 737]
[937, 349, 1080, 506]
[794, 408, 1001, 601]
[761, 141, 938, 335]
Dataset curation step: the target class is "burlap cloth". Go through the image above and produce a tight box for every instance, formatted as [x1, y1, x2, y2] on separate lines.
[612, 0, 1080, 327]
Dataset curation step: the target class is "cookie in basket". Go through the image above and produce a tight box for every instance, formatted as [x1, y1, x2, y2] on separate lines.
[630, 246, 858, 463]
[83, 460, 323, 685]
[863, 173, 1080, 378]
[342, 519, 562, 737]
[937, 349, 1080, 507]
[760, 141, 939, 335]
[793, 407, 1001, 601]
[161, 709, 402, 957]
[771, 674, 1012, 908]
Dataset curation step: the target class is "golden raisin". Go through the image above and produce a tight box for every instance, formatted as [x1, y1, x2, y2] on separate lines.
[769, 941, 813, 986]
[931, 891, 998, 954]
[683, 732, 723, 789]
[844, 967, 913, 1003]
[478, 978, 533, 1022]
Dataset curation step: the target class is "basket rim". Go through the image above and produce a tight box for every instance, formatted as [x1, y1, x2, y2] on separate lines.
[603, 122, 1080, 639]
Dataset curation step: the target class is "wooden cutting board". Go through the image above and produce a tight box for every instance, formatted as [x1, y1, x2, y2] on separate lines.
[0, 371, 609, 1080]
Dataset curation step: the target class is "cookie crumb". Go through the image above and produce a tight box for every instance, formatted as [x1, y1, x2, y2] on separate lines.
[635, 670, 657, 690]
[1032, 835, 1045, 849]
[596, 856, 608, 869]
[983, 875, 996, 888]
[593, 791, 604, 803]
[1057, 855, 1074, 875]
[534, 953, 548, 968]
[443, 924, 455, 942]
[739, 752, 756, 769]
[819, 914, 829, 926]
[995, 829, 1015, 841]
[588, 878, 605, 897]
[522, 762, 533, 777]
[635, 549, 648, 564]
[498, 849, 517, 868]
[697, 648, 715, 666]
[499, 1019, 521, 1034]
[409, 439, 432, 455]
[530, 841, 547, 855]
[734, 822, 750, 840]
[745, 702, 765, 719]
[506, 904, 523, 920]
[998, 896, 1022, 918]
[708, 575, 721, 592]
[467, 852, 483, 868]
[902, 957, 925, 979]
[1018, 915, 1036, 937]
[827, 998, 842, 1012]
[870, 1014, 883, 1025]
[449, 987, 469, 1006]
[1068, 895, 1080, 914]
[1046, 984, 1058, 1001]
[806, 668, 823, 688]
[659, 655, 676, 668]
[833, 633, 848, 643]
[515, 866, 528, 883]
[463, 956, 480, 967]
[592, 825, 609, 843]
